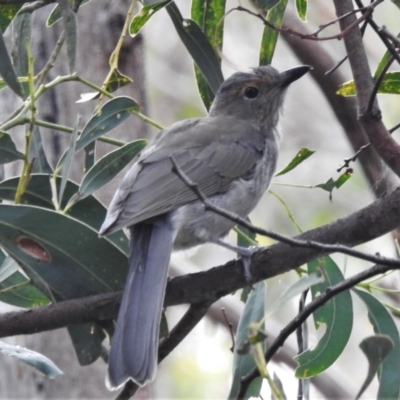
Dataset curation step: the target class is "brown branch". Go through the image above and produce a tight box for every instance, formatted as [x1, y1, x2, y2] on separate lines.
[333, 0, 400, 178]
[1, 187, 400, 338]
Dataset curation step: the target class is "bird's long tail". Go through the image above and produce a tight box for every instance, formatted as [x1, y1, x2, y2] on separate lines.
[107, 216, 174, 389]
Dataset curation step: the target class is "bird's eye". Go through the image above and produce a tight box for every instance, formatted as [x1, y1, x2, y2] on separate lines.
[244, 86, 259, 99]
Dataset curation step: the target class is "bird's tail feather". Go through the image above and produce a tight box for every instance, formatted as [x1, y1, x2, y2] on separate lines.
[107, 216, 174, 389]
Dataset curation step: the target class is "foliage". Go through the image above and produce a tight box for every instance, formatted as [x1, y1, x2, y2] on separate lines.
[0, 0, 398, 399]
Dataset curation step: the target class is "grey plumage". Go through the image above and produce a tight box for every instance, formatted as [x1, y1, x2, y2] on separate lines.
[100, 65, 310, 389]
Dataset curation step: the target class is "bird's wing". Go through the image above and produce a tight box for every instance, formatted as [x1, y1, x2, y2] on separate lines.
[100, 116, 266, 234]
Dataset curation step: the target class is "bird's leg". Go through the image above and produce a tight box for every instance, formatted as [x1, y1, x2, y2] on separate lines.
[208, 238, 259, 283]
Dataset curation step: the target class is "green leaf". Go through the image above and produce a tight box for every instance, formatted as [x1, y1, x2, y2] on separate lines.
[0, 5, 22, 32]
[228, 282, 266, 400]
[78, 139, 147, 200]
[355, 289, 400, 400]
[29, 126, 52, 174]
[0, 131, 24, 164]
[77, 96, 139, 152]
[275, 148, 314, 176]
[58, 121, 78, 204]
[253, 0, 280, 9]
[84, 141, 95, 173]
[191, 0, 225, 109]
[56, 0, 77, 73]
[316, 170, 352, 200]
[0, 269, 49, 308]
[374, 33, 400, 80]
[0, 174, 128, 253]
[0, 341, 63, 378]
[356, 335, 394, 399]
[46, 0, 91, 27]
[264, 273, 323, 319]
[67, 323, 105, 366]
[129, 0, 171, 36]
[295, 0, 307, 21]
[0, 30, 22, 97]
[338, 72, 400, 96]
[295, 257, 353, 378]
[0, 204, 128, 301]
[11, 13, 31, 98]
[259, 0, 288, 65]
[167, 2, 224, 94]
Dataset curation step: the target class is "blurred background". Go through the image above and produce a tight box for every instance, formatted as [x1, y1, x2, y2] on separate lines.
[0, 0, 400, 398]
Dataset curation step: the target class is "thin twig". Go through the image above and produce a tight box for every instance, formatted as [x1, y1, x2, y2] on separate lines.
[169, 156, 400, 269]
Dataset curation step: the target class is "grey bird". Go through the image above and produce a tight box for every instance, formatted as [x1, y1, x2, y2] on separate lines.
[100, 64, 310, 389]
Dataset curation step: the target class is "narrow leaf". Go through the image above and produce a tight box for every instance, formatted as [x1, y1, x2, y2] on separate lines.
[58, 121, 78, 204]
[0, 131, 24, 164]
[295, 0, 307, 21]
[355, 289, 400, 399]
[316, 170, 352, 200]
[374, 33, 400, 80]
[29, 126, 52, 174]
[0, 30, 22, 97]
[77, 96, 139, 151]
[47, 0, 91, 27]
[191, 0, 225, 109]
[254, 0, 280, 9]
[56, 0, 77, 73]
[295, 257, 353, 378]
[275, 148, 314, 176]
[259, 0, 288, 65]
[0, 341, 63, 378]
[84, 141, 95, 173]
[356, 335, 394, 399]
[167, 2, 224, 94]
[129, 0, 171, 36]
[79, 139, 146, 200]
[228, 282, 266, 399]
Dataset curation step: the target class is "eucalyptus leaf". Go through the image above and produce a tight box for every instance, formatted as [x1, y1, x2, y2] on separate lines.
[0, 341, 63, 378]
[295, 0, 307, 21]
[355, 289, 400, 399]
[228, 282, 266, 399]
[29, 126, 52, 174]
[0, 131, 24, 164]
[316, 170, 352, 200]
[0, 30, 22, 97]
[167, 2, 224, 94]
[295, 257, 353, 378]
[77, 96, 139, 151]
[275, 148, 314, 176]
[79, 139, 147, 200]
[47, 0, 91, 27]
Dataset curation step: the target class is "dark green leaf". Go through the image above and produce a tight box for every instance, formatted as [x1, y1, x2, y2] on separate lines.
[78, 139, 147, 200]
[0, 5, 22, 32]
[374, 33, 400, 80]
[56, 0, 77, 73]
[0, 131, 24, 164]
[295, 0, 307, 21]
[0, 341, 63, 377]
[356, 335, 394, 399]
[58, 121, 78, 204]
[259, 0, 288, 65]
[295, 257, 353, 378]
[0, 174, 128, 254]
[104, 69, 133, 93]
[84, 141, 95, 173]
[355, 289, 400, 400]
[275, 148, 314, 176]
[47, 0, 91, 27]
[0, 204, 128, 301]
[129, 0, 171, 36]
[77, 96, 139, 152]
[67, 323, 105, 366]
[191, 0, 225, 109]
[0, 30, 22, 97]
[11, 13, 31, 98]
[167, 2, 224, 94]
[0, 269, 49, 308]
[30, 126, 52, 174]
[228, 282, 266, 400]
[254, 0, 280, 9]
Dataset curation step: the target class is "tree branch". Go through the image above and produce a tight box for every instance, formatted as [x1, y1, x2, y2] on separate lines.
[1, 188, 400, 338]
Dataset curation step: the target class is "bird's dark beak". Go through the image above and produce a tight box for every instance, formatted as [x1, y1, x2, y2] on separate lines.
[279, 65, 311, 88]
